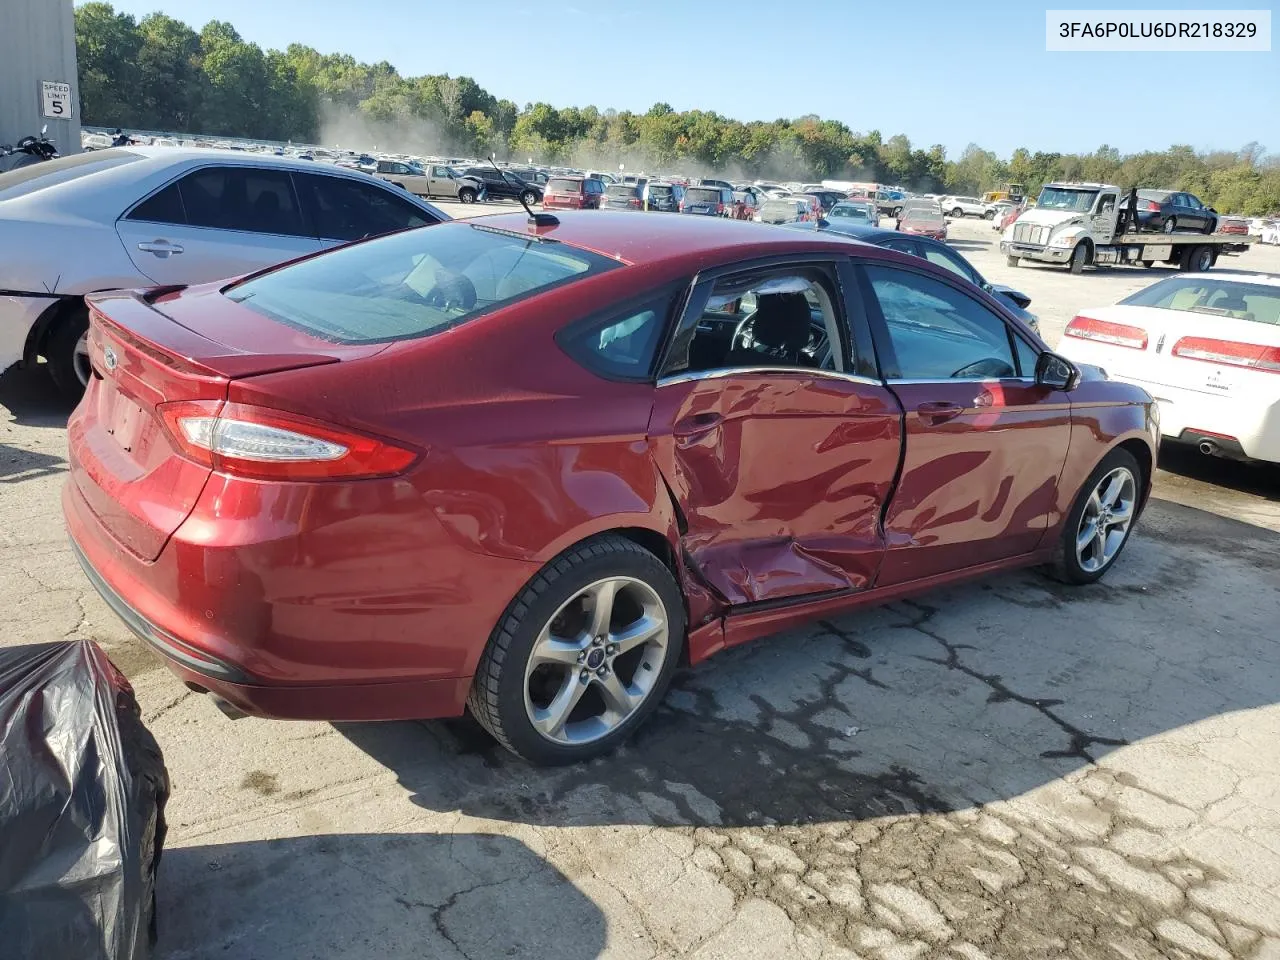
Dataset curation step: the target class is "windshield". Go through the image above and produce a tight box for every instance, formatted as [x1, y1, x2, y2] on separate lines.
[647, 185, 673, 197]
[1037, 186, 1099, 212]
[685, 188, 720, 203]
[225, 223, 618, 344]
[1121, 277, 1280, 326]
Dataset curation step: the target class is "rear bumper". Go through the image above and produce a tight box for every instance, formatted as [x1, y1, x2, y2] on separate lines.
[63, 468, 537, 720]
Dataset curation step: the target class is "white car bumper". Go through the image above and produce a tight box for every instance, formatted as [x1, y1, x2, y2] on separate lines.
[0, 293, 55, 376]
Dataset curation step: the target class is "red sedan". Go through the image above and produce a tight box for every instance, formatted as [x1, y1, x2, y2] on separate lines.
[65, 212, 1157, 765]
[898, 207, 948, 240]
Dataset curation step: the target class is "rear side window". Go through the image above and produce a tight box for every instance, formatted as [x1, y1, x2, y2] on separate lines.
[296, 173, 436, 242]
[558, 296, 673, 380]
[177, 166, 306, 236]
[127, 182, 186, 224]
[225, 222, 619, 344]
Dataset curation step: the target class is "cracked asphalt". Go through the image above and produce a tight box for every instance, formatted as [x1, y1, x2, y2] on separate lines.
[2, 215, 1279, 960]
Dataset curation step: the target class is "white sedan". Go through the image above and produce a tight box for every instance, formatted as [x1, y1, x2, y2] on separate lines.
[1057, 272, 1280, 464]
[0, 147, 446, 395]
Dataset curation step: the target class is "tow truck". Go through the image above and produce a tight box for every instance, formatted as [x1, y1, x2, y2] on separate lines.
[1001, 182, 1253, 275]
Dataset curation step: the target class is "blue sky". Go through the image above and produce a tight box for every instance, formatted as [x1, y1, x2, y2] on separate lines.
[101, 0, 1277, 158]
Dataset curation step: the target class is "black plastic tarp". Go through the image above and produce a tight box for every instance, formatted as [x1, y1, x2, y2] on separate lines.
[0, 640, 168, 960]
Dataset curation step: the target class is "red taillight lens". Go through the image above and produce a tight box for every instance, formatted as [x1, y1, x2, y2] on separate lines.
[1141, 200, 1161, 211]
[1170, 337, 1280, 373]
[629, 198, 640, 208]
[158, 400, 420, 480]
[1064, 315, 1148, 350]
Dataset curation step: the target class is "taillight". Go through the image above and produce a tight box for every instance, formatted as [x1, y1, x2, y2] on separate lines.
[1170, 337, 1280, 373]
[629, 198, 640, 208]
[1064, 315, 1148, 350]
[1141, 200, 1161, 211]
[157, 400, 419, 480]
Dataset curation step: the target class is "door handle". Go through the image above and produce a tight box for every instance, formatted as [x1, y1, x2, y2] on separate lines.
[137, 240, 184, 256]
[673, 412, 723, 437]
[916, 400, 963, 424]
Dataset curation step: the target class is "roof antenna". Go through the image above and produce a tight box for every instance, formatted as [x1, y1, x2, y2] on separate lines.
[490, 154, 558, 227]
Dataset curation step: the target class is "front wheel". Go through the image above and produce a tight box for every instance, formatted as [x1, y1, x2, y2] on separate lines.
[951, 207, 964, 218]
[892, 206, 903, 218]
[1049, 448, 1142, 584]
[521, 189, 538, 207]
[1069, 242, 1090, 274]
[1181, 244, 1215, 273]
[468, 535, 686, 765]
[458, 188, 477, 204]
[1006, 254, 1020, 267]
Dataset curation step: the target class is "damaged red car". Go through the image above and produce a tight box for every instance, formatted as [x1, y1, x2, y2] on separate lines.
[65, 212, 1157, 764]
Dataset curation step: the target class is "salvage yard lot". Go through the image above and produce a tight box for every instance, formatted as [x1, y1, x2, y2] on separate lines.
[2, 211, 1278, 960]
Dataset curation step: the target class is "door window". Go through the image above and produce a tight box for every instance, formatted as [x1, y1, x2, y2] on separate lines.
[296, 173, 437, 242]
[126, 182, 186, 224]
[866, 265, 1016, 380]
[666, 269, 849, 375]
[432, 166, 451, 177]
[922, 245, 979, 284]
[1012, 333, 1040, 378]
[176, 166, 306, 236]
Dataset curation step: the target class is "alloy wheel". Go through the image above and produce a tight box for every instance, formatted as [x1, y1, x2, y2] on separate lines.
[522, 576, 670, 746]
[1075, 466, 1137, 573]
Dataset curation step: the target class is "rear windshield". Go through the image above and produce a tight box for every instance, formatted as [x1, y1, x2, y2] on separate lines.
[831, 205, 871, 218]
[647, 185, 673, 197]
[1120, 277, 1280, 326]
[0, 149, 141, 200]
[546, 178, 582, 193]
[905, 209, 944, 223]
[606, 184, 638, 198]
[685, 188, 720, 203]
[225, 223, 619, 344]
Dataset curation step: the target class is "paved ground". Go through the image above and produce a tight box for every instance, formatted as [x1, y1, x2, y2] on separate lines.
[2, 209, 1279, 960]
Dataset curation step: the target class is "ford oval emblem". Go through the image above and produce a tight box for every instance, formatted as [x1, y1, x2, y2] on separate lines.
[103, 345, 118, 371]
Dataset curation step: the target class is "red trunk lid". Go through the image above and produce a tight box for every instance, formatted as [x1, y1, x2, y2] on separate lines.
[68, 284, 381, 561]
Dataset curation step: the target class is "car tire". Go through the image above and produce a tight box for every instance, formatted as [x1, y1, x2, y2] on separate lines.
[1142, 260, 1155, 268]
[893, 206, 903, 218]
[458, 188, 477, 204]
[1048, 447, 1142, 585]
[1006, 255, 1020, 267]
[1180, 245, 1215, 273]
[467, 534, 687, 766]
[47, 303, 90, 400]
[984, 209, 996, 220]
[1069, 242, 1090, 274]
[520, 189, 538, 207]
[1163, 217, 1177, 234]
[951, 207, 964, 218]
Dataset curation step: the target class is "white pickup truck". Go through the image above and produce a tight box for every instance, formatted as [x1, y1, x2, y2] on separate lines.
[1002, 182, 1253, 275]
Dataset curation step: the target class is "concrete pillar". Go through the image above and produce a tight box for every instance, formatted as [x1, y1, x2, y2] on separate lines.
[0, 0, 81, 154]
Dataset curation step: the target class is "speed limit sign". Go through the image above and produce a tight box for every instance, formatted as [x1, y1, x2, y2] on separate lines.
[41, 81, 73, 119]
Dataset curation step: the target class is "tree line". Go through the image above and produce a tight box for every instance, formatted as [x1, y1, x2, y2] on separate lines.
[74, 3, 1280, 214]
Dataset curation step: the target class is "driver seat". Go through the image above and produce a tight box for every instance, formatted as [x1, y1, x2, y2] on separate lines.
[724, 293, 813, 368]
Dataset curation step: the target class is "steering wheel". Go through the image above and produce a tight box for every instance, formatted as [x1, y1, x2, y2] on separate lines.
[422, 273, 477, 313]
[951, 358, 1010, 379]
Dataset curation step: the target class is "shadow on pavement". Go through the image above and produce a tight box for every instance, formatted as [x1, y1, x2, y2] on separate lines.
[0, 363, 76, 428]
[157, 832, 606, 960]
[1157, 441, 1280, 503]
[339, 498, 1280, 832]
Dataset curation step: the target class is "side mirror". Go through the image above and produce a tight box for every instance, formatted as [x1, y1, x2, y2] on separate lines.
[1005, 288, 1032, 309]
[1036, 351, 1079, 391]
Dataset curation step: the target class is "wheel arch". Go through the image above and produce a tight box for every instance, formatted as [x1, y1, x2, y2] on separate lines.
[1115, 436, 1154, 510]
[23, 295, 84, 365]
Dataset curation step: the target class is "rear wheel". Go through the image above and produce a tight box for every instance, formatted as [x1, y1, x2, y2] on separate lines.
[983, 209, 996, 220]
[892, 206, 903, 218]
[468, 535, 686, 765]
[1181, 244, 1215, 272]
[1049, 447, 1142, 584]
[521, 189, 538, 207]
[1163, 217, 1177, 234]
[951, 207, 964, 218]
[47, 304, 90, 399]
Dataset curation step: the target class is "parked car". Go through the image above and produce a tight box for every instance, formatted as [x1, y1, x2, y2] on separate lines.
[1057, 272, 1280, 463]
[542, 176, 605, 210]
[942, 196, 994, 219]
[455, 166, 543, 206]
[781, 221, 1040, 332]
[898, 205, 948, 239]
[755, 195, 820, 224]
[642, 180, 684, 212]
[681, 184, 734, 216]
[1134, 189, 1218, 234]
[696, 178, 735, 192]
[374, 158, 435, 195]
[0, 147, 446, 395]
[827, 200, 879, 227]
[603, 181, 646, 210]
[875, 189, 908, 218]
[1261, 220, 1280, 245]
[1219, 216, 1249, 236]
[802, 189, 847, 212]
[66, 211, 1155, 765]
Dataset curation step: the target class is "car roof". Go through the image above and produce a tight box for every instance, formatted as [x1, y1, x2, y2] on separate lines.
[470, 210, 890, 268]
[1174, 271, 1280, 287]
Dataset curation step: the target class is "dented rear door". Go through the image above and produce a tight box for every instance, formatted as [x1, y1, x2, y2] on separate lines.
[649, 368, 901, 607]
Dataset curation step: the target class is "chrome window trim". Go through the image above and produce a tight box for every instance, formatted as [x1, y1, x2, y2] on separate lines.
[658, 366, 884, 388]
[885, 376, 1037, 385]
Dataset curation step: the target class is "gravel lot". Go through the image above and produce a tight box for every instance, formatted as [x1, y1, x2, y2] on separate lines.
[2, 205, 1278, 960]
